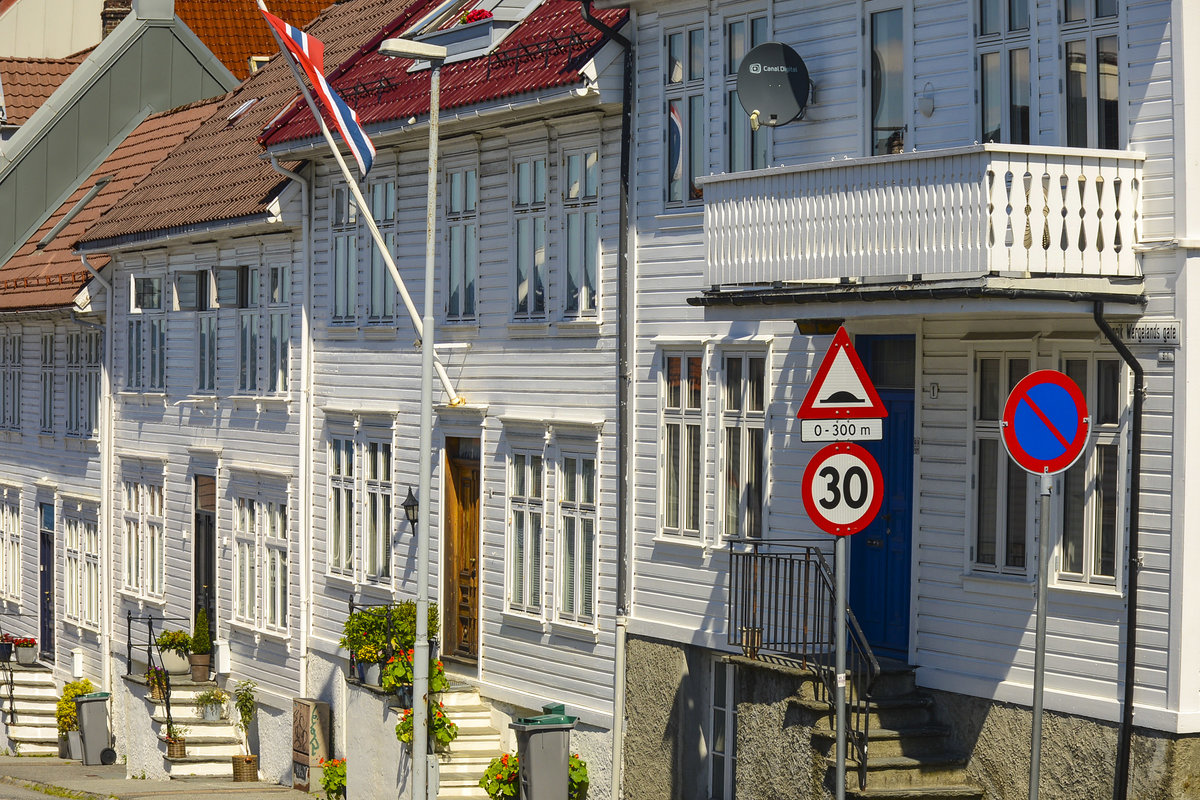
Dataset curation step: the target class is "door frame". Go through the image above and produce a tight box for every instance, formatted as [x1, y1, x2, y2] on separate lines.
[442, 436, 481, 663]
[192, 473, 217, 628]
[38, 501, 55, 662]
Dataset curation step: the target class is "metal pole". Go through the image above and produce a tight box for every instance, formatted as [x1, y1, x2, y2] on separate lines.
[835, 535, 847, 800]
[413, 57, 442, 800]
[1029, 470, 1052, 800]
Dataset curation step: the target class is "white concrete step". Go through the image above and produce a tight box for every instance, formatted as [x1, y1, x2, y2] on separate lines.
[12, 740, 58, 756]
[7, 724, 58, 743]
[164, 755, 234, 778]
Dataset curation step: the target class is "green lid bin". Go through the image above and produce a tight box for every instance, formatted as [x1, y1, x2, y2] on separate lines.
[510, 704, 578, 800]
[75, 692, 116, 766]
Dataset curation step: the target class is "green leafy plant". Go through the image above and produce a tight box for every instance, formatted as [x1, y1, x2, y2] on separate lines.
[568, 753, 589, 799]
[144, 665, 167, 694]
[479, 752, 520, 799]
[191, 608, 212, 656]
[339, 602, 439, 664]
[195, 687, 227, 715]
[319, 756, 346, 800]
[381, 650, 449, 693]
[395, 700, 458, 748]
[234, 680, 257, 755]
[155, 629, 191, 657]
[164, 722, 189, 742]
[55, 679, 96, 734]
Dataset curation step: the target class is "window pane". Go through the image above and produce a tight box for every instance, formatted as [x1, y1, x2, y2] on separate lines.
[724, 357, 743, 413]
[517, 160, 531, 205]
[666, 424, 681, 529]
[980, 0, 1001, 36]
[668, 99, 683, 202]
[724, 427, 740, 537]
[563, 458, 578, 503]
[1097, 36, 1119, 150]
[687, 356, 703, 409]
[582, 458, 595, 505]
[1009, 48, 1030, 144]
[729, 90, 746, 173]
[747, 428, 763, 538]
[870, 9, 904, 155]
[1095, 0, 1116, 18]
[981, 52, 1002, 143]
[748, 358, 765, 412]
[1064, 359, 1088, 394]
[689, 95, 705, 200]
[1062, 460, 1086, 573]
[727, 20, 746, 74]
[977, 439, 998, 565]
[686, 423, 701, 531]
[667, 357, 682, 408]
[1008, 358, 1029, 392]
[688, 28, 704, 81]
[1066, 40, 1088, 148]
[1097, 360, 1120, 424]
[1009, 0, 1029, 30]
[979, 359, 1000, 420]
[1095, 443, 1117, 577]
[1005, 461, 1027, 568]
[667, 32, 683, 84]
[751, 17, 767, 48]
[1065, 0, 1086, 21]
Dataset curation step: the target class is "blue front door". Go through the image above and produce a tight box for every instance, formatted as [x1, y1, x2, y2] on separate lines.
[849, 337, 914, 660]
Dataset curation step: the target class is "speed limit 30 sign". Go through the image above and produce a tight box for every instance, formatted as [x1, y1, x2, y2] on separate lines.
[801, 442, 884, 537]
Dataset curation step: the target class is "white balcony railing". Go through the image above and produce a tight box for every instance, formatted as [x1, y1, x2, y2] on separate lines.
[701, 144, 1145, 288]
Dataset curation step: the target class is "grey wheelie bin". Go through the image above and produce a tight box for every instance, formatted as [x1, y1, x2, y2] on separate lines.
[75, 692, 116, 765]
[509, 703, 578, 800]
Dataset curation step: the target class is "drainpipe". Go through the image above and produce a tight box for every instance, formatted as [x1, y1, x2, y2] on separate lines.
[269, 155, 312, 698]
[1092, 302, 1143, 800]
[579, 5, 632, 800]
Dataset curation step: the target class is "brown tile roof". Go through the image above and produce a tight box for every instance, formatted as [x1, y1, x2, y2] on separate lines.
[0, 49, 91, 126]
[0, 98, 217, 311]
[175, 0, 329, 81]
[81, 0, 424, 246]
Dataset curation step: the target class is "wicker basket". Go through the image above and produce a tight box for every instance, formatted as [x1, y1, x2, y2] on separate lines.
[166, 739, 186, 759]
[231, 754, 258, 782]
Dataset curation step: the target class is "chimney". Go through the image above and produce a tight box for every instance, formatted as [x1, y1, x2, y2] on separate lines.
[101, 0, 132, 37]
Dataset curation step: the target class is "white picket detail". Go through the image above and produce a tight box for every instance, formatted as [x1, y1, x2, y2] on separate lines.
[702, 144, 1144, 287]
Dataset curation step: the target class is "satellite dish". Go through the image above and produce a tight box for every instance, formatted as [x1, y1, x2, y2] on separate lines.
[736, 42, 811, 128]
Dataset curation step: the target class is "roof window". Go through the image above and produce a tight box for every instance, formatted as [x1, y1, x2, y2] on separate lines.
[405, 0, 534, 60]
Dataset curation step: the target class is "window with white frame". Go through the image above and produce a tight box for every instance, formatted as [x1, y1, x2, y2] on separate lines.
[709, 658, 737, 800]
[0, 330, 20, 430]
[1063, 1, 1120, 149]
[562, 147, 599, 317]
[508, 451, 544, 614]
[558, 452, 596, 623]
[367, 180, 398, 325]
[234, 497, 258, 623]
[513, 155, 547, 320]
[866, 3, 906, 155]
[446, 165, 478, 322]
[1058, 354, 1125, 585]
[179, 269, 217, 393]
[331, 185, 358, 325]
[237, 267, 259, 392]
[725, 15, 768, 172]
[972, 353, 1032, 573]
[328, 436, 354, 576]
[977, 0, 1031, 144]
[127, 276, 165, 391]
[268, 266, 290, 393]
[661, 351, 704, 537]
[66, 331, 101, 437]
[234, 496, 289, 630]
[122, 478, 164, 597]
[721, 353, 766, 539]
[326, 428, 395, 583]
[0, 489, 19, 601]
[39, 333, 53, 434]
[63, 505, 100, 628]
[665, 23, 706, 205]
[235, 265, 290, 394]
[363, 435, 393, 582]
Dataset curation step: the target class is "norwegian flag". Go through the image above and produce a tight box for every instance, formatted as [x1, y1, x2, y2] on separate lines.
[258, 2, 375, 176]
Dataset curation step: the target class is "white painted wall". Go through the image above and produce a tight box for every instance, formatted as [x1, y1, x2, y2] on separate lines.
[0, 0, 103, 58]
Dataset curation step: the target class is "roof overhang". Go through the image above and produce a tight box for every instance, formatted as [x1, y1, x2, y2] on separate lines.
[76, 212, 281, 255]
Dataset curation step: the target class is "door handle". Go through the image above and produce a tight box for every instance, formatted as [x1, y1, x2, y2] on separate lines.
[866, 537, 884, 549]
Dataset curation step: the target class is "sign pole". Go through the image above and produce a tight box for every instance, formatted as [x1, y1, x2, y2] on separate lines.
[835, 535, 847, 800]
[1029, 470, 1052, 800]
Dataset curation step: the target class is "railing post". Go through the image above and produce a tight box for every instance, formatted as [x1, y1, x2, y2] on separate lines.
[126, 611, 133, 676]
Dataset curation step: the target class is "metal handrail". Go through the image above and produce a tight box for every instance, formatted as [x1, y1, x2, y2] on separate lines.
[126, 612, 190, 741]
[727, 538, 881, 791]
[0, 612, 25, 724]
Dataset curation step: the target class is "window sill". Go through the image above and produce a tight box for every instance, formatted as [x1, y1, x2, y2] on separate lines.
[64, 619, 101, 637]
[64, 435, 100, 450]
[324, 571, 357, 588]
[500, 611, 546, 634]
[652, 534, 708, 552]
[228, 394, 291, 411]
[363, 325, 399, 340]
[117, 392, 167, 406]
[508, 321, 551, 337]
[555, 318, 601, 336]
[1049, 580, 1123, 600]
[655, 208, 704, 225]
[228, 618, 292, 645]
[325, 324, 359, 340]
[548, 620, 598, 643]
[175, 395, 217, 408]
[115, 589, 166, 608]
[961, 573, 1033, 598]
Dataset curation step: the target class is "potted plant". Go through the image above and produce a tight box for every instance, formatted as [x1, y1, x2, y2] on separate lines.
[0, 633, 13, 662]
[395, 699, 458, 752]
[231, 679, 258, 782]
[145, 665, 168, 700]
[13, 637, 36, 665]
[56, 678, 96, 760]
[340, 602, 440, 684]
[163, 722, 188, 759]
[155, 629, 191, 675]
[195, 686, 228, 722]
[189, 608, 212, 682]
[318, 756, 346, 800]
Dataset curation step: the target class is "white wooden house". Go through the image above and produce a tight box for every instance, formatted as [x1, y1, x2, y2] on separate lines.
[619, 0, 1199, 797]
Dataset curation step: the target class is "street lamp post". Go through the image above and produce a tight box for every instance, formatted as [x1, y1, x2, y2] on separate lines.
[379, 37, 447, 800]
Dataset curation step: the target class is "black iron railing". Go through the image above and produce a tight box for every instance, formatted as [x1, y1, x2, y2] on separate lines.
[0, 611, 26, 724]
[126, 612, 190, 736]
[727, 538, 880, 791]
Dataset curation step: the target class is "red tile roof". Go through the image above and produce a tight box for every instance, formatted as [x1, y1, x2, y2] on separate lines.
[175, 0, 329, 80]
[0, 49, 91, 126]
[261, 0, 627, 147]
[0, 98, 217, 311]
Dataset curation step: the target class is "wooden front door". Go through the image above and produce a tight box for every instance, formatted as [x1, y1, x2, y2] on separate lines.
[444, 437, 480, 661]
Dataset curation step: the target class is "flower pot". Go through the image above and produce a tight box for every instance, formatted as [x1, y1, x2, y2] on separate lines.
[0, 642, 12, 662]
[160, 651, 189, 675]
[231, 754, 259, 782]
[362, 661, 382, 687]
[395, 683, 413, 708]
[166, 738, 187, 759]
[58, 733, 69, 758]
[67, 731, 84, 761]
[148, 681, 165, 701]
[201, 704, 222, 722]
[188, 653, 211, 682]
[15, 645, 36, 665]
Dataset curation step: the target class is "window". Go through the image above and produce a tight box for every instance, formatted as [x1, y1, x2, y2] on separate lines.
[665, 25, 706, 205]
[331, 186, 358, 325]
[64, 506, 100, 628]
[508, 452, 544, 613]
[178, 268, 217, 393]
[0, 331, 20, 430]
[237, 267, 259, 392]
[39, 333, 53, 434]
[513, 156, 547, 319]
[867, 5, 906, 155]
[367, 180, 398, 325]
[446, 166, 478, 321]
[977, 0, 1030, 144]
[662, 352, 704, 537]
[127, 276, 165, 391]
[234, 498, 258, 623]
[1058, 355, 1125, 585]
[726, 15, 768, 172]
[562, 148, 599, 317]
[234, 497, 289, 630]
[329, 436, 354, 576]
[558, 454, 596, 623]
[264, 500, 288, 629]
[327, 429, 395, 582]
[268, 266, 290, 393]
[972, 353, 1031, 573]
[235, 265, 289, 394]
[66, 331, 101, 436]
[123, 480, 164, 597]
[0, 489, 19, 601]
[363, 437, 393, 582]
[722, 353, 766, 539]
[1062, 1, 1120, 149]
[710, 659, 737, 800]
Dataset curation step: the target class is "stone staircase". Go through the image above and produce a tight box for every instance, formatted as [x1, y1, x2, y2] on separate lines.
[0, 663, 59, 755]
[147, 676, 242, 778]
[801, 662, 983, 800]
[436, 685, 504, 800]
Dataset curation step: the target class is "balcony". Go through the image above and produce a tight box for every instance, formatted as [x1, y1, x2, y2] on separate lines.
[701, 144, 1144, 289]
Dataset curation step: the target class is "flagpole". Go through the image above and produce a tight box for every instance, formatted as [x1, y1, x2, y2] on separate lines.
[259, 2, 460, 406]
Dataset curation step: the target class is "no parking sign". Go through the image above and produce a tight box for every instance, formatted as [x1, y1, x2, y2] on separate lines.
[1001, 370, 1090, 475]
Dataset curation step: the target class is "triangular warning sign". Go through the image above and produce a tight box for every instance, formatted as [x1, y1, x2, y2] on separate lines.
[797, 326, 888, 420]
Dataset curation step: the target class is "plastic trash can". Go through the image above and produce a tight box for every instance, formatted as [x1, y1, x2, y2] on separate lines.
[75, 692, 116, 765]
[509, 703, 578, 800]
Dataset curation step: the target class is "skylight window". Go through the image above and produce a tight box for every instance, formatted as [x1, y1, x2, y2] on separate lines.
[402, 0, 531, 60]
[227, 98, 261, 124]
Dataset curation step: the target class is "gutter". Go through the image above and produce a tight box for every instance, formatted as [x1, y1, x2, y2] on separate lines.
[689, 283, 1147, 308]
[579, 5, 631, 800]
[76, 211, 277, 255]
[1093, 302, 1143, 800]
